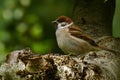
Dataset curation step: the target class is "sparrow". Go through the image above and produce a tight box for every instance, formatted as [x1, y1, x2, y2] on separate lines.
[52, 16, 100, 56]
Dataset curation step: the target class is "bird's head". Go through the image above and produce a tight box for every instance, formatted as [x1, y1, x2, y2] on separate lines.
[52, 16, 73, 29]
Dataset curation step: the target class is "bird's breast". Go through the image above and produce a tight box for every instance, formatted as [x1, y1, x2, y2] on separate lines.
[56, 28, 70, 48]
[55, 28, 92, 55]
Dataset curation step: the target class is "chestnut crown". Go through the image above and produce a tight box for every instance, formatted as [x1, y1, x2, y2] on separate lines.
[52, 16, 73, 24]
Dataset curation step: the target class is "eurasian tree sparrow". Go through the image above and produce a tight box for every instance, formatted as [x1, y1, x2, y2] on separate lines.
[52, 16, 101, 56]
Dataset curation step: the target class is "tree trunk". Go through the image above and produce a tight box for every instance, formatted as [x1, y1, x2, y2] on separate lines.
[72, 0, 115, 38]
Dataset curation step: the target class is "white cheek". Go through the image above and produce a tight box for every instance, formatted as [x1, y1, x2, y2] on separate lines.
[57, 22, 73, 29]
[57, 23, 63, 29]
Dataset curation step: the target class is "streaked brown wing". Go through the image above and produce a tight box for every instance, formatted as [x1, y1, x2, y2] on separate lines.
[68, 25, 98, 47]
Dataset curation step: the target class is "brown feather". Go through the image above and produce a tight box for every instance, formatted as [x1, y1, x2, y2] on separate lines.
[69, 24, 98, 47]
[56, 16, 73, 24]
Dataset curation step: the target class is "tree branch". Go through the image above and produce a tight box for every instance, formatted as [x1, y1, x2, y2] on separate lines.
[0, 47, 120, 80]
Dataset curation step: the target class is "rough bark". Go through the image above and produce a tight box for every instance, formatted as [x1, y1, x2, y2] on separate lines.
[0, 48, 120, 80]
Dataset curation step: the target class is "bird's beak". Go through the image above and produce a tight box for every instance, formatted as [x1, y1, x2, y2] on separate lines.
[52, 20, 58, 25]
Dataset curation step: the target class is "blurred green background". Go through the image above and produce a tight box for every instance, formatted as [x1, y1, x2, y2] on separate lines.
[0, 0, 74, 62]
